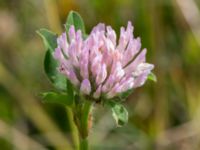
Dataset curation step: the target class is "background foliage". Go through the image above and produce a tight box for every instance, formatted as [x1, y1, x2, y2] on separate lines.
[1, 0, 200, 149]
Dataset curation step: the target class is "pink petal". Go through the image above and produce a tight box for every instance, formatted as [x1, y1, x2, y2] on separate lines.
[96, 63, 107, 85]
[124, 49, 147, 75]
[91, 23, 105, 33]
[106, 26, 116, 46]
[80, 79, 91, 95]
[122, 37, 141, 66]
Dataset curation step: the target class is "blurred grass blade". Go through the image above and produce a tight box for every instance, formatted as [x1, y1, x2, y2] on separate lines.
[0, 62, 73, 150]
[0, 120, 47, 150]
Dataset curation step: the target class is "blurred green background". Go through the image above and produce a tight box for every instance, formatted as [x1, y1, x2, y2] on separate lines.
[1, 0, 200, 149]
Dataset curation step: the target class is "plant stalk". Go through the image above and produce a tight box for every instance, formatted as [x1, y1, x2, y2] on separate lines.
[79, 137, 88, 150]
[74, 100, 93, 150]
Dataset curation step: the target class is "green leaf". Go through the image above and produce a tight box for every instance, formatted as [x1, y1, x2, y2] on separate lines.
[36, 28, 57, 52]
[107, 101, 129, 127]
[147, 72, 157, 82]
[37, 28, 67, 90]
[44, 50, 66, 90]
[65, 11, 86, 34]
[41, 92, 73, 106]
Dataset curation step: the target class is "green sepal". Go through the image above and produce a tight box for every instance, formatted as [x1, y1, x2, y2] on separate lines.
[106, 101, 129, 127]
[147, 72, 157, 82]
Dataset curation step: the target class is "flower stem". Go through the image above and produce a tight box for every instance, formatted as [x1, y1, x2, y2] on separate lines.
[74, 100, 93, 150]
[79, 137, 88, 150]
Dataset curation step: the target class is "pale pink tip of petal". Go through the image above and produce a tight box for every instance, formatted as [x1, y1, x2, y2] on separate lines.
[80, 79, 91, 95]
[106, 26, 116, 46]
[92, 23, 105, 33]
[127, 21, 134, 33]
[133, 72, 150, 88]
[132, 63, 154, 77]
[68, 25, 76, 40]
[76, 30, 82, 40]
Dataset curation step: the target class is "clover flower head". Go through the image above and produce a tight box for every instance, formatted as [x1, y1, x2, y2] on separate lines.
[54, 21, 154, 100]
